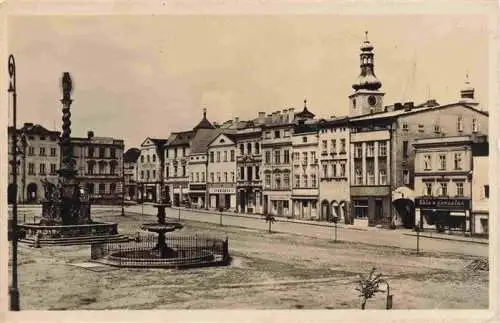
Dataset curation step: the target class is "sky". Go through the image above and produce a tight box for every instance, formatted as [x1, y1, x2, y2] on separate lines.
[6, 13, 491, 149]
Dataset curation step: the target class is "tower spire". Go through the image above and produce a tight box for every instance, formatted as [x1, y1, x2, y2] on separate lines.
[352, 31, 381, 91]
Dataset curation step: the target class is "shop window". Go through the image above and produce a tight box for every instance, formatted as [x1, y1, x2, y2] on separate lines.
[484, 185, 489, 198]
[354, 200, 368, 219]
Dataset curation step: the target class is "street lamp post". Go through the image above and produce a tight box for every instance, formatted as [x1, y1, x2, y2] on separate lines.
[8, 54, 20, 311]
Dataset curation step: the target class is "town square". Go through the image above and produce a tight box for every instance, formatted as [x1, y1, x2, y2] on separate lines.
[4, 8, 494, 317]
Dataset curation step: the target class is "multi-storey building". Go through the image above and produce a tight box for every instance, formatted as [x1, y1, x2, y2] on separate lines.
[413, 136, 478, 233]
[291, 104, 320, 220]
[187, 110, 219, 209]
[471, 138, 489, 235]
[318, 117, 350, 222]
[235, 116, 264, 214]
[347, 34, 489, 227]
[123, 147, 140, 201]
[137, 137, 166, 202]
[165, 131, 192, 206]
[207, 131, 237, 210]
[7, 123, 60, 203]
[261, 109, 295, 217]
[72, 131, 125, 204]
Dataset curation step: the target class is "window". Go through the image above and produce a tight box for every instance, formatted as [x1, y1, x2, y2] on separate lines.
[367, 168, 375, 185]
[28, 147, 35, 156]
[166, 167, 169, 178]
[322, 140, 327, 149]
[39, 147, 46, 156]
[354, 143, 362, 158]
[340, 163, 346, 177]
[230, 172, 234, 182]
[265, 151, 271, 164]
[302, 152, 308, 165]
[50, 163, 57, 175]
[367, 142, 374, 157]
[247, 167, 253, 181]
[434, 123, 441, 133]
[302, 136, 307, 143]
[111, 163, 116, 175]
[255, 166, 260, 180]
[418, 124, 424, 132]
[403, 170, 410, 185]
[440, 183, 448, 196]
[311, 174, 317, 188]
[141, 170, 144, 179]
[456, 182, 464, 196]
[217, 172, 221, 182]
[182, 147, 186, 156]
[424, 155, 432, 170]
[50, 147, 57, 157]
[110, 183, 116, 193]
[284, 150, 290, 164]
[274, 130, 281, 138]
[472, 118, 478, 133]
[255, 142, 260, 154]
[439, 155, 446, 170]
[230, 150, 235, 161]
[275, 174, 281, 190]
[202, 172, 205, 182]
[146, 170, 150, 179]
[484, 185, 489, 198]
[174, 166, 178, 176]
[223, 151, 227, 162]
[190, 172, 194, 182]
[165, 149, 169, 158]
[152, 154, 156, 162]
[99, 147, 105, 158]
[403, 141, 408, 159]
[340, 139, 346, 153]
[99, 163, 105, 175]
[293, 152, 300, 162]
[140, 155, 144, 163]
[379, 141, 387, 157]
[283, 173, 290, 189]
[355, 168, 362, 185]
[182, 166, 186, 177]
[210, 152, 214, 163]
[457, 116, 463, 132]
[224, 172, 228, 182]
[454, 153, 462, 170]
[216, 151, 220, 162]
[379, 169, 387, 185]
[240, 167, 245, 180]
[174, 149, 178, 158]
[88, 162, 95, 175]
[354, 200, 369, 219]
[247, 143, 252, 155]
[196, 172, 199, 182]
[331, 140, 337, 153]
[402, 122, 408, 131]
[28, 163, 35, 175]
[302, 175, 308, 188]
[99, 183, 106, 194]
[322, 164, 328, 178]
[274, 150, 280, 164]
[295, 175, 300, 188]
[425, 183, 432, 196]
[333, 164, 337, 177]
[265, 174, 271, 188]
[210, 172, 214, 183]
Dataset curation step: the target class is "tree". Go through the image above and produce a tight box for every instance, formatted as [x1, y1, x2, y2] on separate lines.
[355, 267, 385, 310]
[265, 213, 276, 233]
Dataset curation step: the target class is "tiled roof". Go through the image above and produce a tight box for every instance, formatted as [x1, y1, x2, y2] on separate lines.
[189, 128, 221, 154]
[167, 131, 194, 147]
[123, 148, 140, 162]
[8, 123, 60, 136]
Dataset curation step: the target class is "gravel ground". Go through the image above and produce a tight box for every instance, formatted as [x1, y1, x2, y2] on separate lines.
[8, 211, 488, 310]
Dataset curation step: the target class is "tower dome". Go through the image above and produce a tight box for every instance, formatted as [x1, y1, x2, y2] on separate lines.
[352, 31, 382, 91]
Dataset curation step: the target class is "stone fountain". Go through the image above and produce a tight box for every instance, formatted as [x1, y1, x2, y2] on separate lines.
[18, 72, 129, 246]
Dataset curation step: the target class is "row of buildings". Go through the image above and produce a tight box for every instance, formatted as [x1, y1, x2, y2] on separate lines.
[126, 35, 489, 234]
[7, 125, 125, 204]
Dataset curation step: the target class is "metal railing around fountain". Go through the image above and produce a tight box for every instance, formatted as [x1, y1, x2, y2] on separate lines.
[92, 234, 230, 268]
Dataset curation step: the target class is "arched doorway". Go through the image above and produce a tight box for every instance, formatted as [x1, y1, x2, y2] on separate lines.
[8, 184, 16, 204]
[338, 200, 347, 223]
[321, 199, 330, 221]
[330, 200, 339, 222]
[27, 183, 38, 202]
[392, 186, 416, 228]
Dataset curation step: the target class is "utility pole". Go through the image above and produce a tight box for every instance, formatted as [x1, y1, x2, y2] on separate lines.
[8, 54, 20, 311]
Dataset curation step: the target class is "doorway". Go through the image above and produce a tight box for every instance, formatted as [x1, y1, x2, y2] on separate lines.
[27, 182, 37, 202]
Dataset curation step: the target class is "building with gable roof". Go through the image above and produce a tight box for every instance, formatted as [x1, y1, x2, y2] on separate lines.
[137, 137, 167, 202]
[123, 147, 140, 200]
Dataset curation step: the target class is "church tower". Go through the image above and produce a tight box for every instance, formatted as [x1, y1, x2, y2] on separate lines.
[348, 32, 385, 116]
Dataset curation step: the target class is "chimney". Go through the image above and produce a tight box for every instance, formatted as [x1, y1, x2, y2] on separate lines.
[288, 108, 295, 122]
[258, 112, 266, 118]
[403, 102, 414, 111]
[87, 130, 94, 139]
[24, 122, 34, 127]
[394, 103, 403, 110]
[234, 117, 239, 124]
[282, 109, 289, 123]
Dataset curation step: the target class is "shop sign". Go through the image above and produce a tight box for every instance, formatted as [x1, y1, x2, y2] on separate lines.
[209, 187, 236, 194]
[189, 184, 206, 191]
[415, 198, 470, 210]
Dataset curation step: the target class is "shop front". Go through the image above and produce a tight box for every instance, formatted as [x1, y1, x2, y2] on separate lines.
[236, 187, 262, 214]
[415, 197, 471, 233]
[173, 184, 189, 207]
[208, 186, 236, 211]
[189, 184, 207, 209]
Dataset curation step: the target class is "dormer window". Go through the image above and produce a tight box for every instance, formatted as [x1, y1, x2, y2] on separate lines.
[402, 122, 408, 131]
[302, 136, 307, 143]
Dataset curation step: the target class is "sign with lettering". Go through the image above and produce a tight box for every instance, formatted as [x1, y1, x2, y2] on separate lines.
[415, 198, 470, 210]
[189, 184, 206, 191]
[209, 187, 236, 194]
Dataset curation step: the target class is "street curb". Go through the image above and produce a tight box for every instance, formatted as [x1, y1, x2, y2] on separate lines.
[169, 207, 372, 232]
[402, 233, 489, 245]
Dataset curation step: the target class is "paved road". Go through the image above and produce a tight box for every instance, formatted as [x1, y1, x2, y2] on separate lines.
[126, 204, 488, 258]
